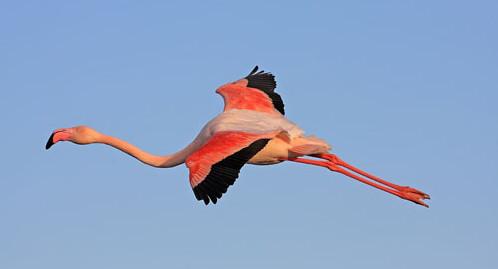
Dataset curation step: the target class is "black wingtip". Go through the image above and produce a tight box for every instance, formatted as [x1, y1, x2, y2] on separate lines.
[45, 133, 55, 150]
[248, 66, 259, 76]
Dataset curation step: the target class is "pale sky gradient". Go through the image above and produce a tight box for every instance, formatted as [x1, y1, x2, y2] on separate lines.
[1, 1, 498, 268]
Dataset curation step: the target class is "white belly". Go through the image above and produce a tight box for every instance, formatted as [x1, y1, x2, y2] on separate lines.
[248, 136, 292, 164]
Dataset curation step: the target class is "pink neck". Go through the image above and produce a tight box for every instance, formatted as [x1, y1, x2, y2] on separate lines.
[98, 134, 193, 168]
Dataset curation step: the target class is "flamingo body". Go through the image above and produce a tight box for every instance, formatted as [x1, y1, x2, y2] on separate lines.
[46, 66, 430, 207]
[182, 67, 330, 203]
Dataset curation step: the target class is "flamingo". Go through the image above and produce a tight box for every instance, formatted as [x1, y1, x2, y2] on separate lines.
[45, 66, 430, 207]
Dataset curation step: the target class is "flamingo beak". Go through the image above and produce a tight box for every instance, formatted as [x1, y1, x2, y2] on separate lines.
[45, 132, 56, 150]
[45, 129, 71, 150]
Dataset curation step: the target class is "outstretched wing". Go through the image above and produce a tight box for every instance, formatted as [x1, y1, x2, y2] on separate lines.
[216, 66, 285, 115]
[186, 131, 278, 205]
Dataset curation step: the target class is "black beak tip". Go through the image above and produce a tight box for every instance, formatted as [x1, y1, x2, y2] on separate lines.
[45, 133, 55, 150]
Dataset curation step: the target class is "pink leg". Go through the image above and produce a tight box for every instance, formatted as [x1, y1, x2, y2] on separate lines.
[284, 157, 429, 207]
[314, 153, 430, 199]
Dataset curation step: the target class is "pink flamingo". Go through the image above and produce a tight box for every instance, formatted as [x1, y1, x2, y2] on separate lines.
[46, 66, 430, 207]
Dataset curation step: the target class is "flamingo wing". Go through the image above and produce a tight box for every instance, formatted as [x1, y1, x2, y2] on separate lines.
[244, 66, 285, 114]
[216, 66, 285, 115]
[186, 131, 278, 205]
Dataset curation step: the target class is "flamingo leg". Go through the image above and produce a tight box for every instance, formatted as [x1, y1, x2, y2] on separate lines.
[284, 157, 429, 207]
[313, 153, 430, 199]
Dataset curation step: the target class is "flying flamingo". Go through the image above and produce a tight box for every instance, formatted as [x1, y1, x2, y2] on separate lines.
[46, 66, 430, 207]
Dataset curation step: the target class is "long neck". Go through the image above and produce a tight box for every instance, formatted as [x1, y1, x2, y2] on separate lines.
[98, 134, 195, 168]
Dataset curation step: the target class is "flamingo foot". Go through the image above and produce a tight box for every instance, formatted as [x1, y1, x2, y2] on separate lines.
[399, 191, 430, 208]
[398, 186, 431, 200]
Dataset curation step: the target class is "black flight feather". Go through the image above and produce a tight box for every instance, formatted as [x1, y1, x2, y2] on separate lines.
[192, 138, 270, 205]
[245, 66, 285, 114]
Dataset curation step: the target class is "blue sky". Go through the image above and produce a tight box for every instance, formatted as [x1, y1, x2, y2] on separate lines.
[1, 1, 497, 268]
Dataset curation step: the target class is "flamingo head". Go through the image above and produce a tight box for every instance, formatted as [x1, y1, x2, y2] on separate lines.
[45, 125, 101, 150]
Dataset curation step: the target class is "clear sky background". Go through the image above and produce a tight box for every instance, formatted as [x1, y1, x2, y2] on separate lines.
[1, 1, 497, 268]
